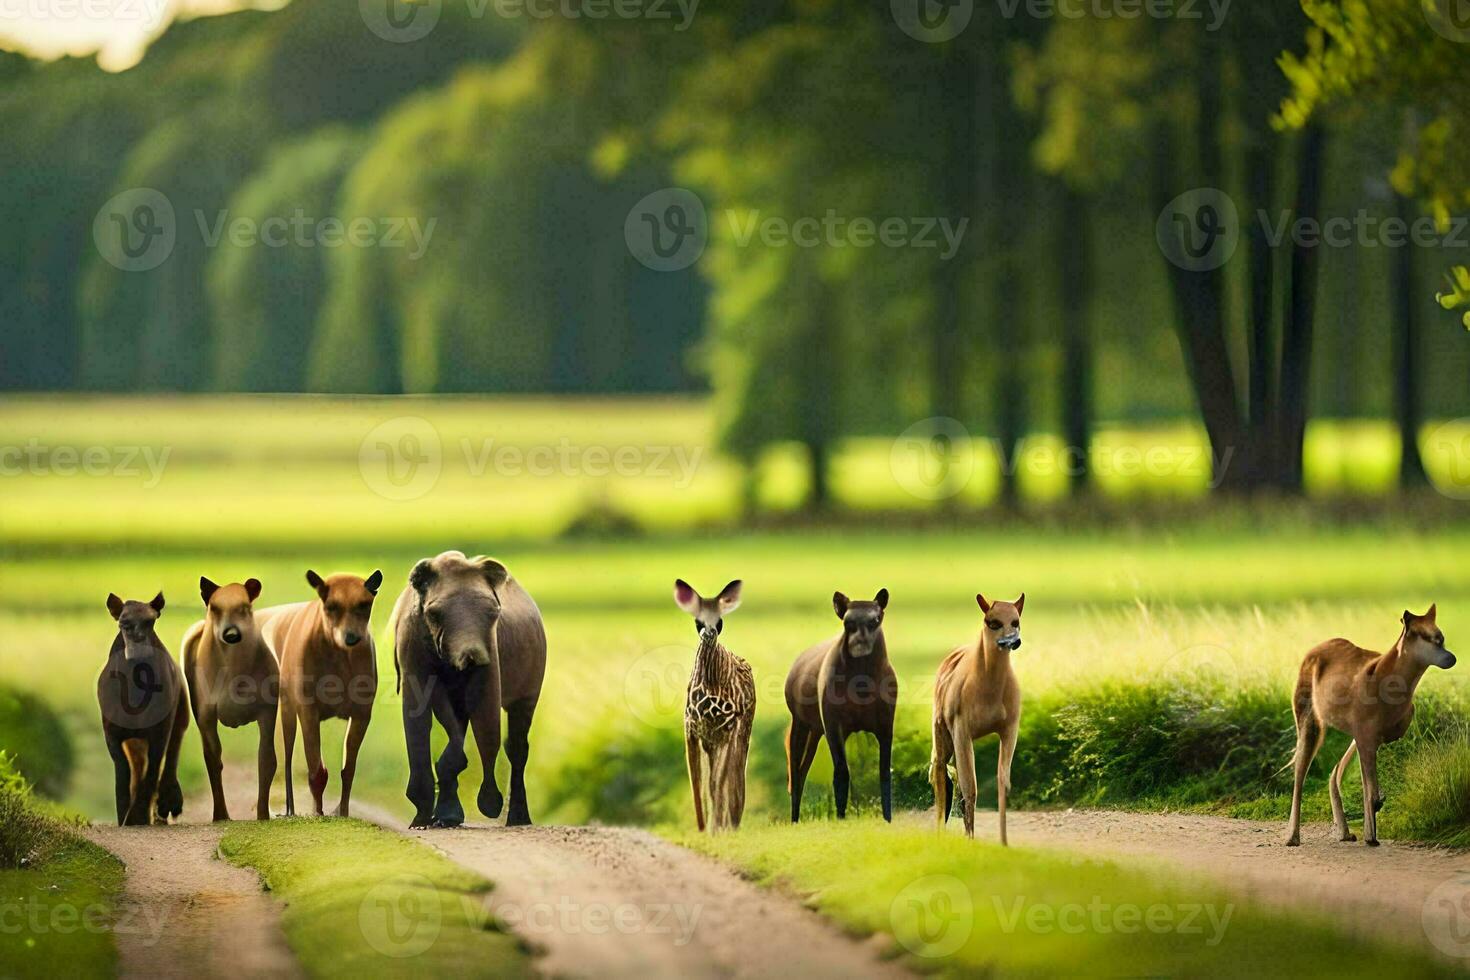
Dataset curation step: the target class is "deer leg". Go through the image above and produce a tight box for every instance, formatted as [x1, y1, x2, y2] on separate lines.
[1330, 741, 1358, 842]
[949, 722, 978, 839]
[685, 731, 706, 832]
[823, 720, 850, 819]
[877, 722, 894, 824]
[505, 698, 536, 826]
[429, 694, 469, 827]
[300, 713, 328, 818]
[198, 714, 230, 822]
[280, 702, 298, 817]
[1359, 741, 1381, 846]
[129, 733, 167, 826]
[930, 720, 954, 830]
[256, 707, 277, 821]
[1284, 712, 1323, 846]
[336, 711, 369, 818]
[157, 695, 188, 822]
[786, 719, 811, 823]
[727, 718, 751, 829]
[997, 722, 1019, 846]
[402, 682, 435, 828]
[108, 737, 131, 826]
[706, 744, 726, 830]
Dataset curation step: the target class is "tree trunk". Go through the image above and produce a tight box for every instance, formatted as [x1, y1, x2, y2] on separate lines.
[1058, 183, 1093, 495]
[1392, 191, 1428, 488]
[991, 56, 1029, 507]
[1273, 122, 1325, 492]
[1244, 129, 1277, 489]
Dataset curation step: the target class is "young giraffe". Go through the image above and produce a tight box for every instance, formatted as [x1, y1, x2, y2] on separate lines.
[674, 579, 755, 832]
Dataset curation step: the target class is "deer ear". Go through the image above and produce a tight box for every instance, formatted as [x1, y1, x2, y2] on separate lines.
[244, 579, 262, 603]
[833, 592, 849, 619]
[1426, 603, 1437, 620]
[1014, 593, 1025, 615]
[200, 577, 219, 605]
[306, 570, 328, 600]
[150, 592, 165, 615]
[364, 570, 383, 595]
[674, 579, 701, 615]
[107, 594, 124, 620]
[479, 558, 508, 591]
[976, 593, 991, 613]
[410, 559, 436, 596]
[874, 588, 889, 610]
[717, 580, 742, 614]
[1403, 609, 1413, 625]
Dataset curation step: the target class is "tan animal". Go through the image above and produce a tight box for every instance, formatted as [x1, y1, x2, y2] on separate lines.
[785, 589, 897, 822]
[182, 577, 278, 821]
[1285, 605, 1456, 847]
[258, 569, 382, 817]
[930, 593, 1025, 843]
[673, 579, 755, 832]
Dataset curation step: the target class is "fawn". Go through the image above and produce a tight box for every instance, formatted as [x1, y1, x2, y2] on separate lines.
[931, 593, 1025, 843]
[1285, 605, 1455, 846]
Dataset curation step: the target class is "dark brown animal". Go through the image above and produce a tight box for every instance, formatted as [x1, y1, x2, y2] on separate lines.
[98, 592, 188, 826]
[391, 551, 547, 827]
[931, 593, 1025, 843]
[674, 579, 755, 832]
[258, 569, 382, 817]
[784, 589, 897, 822]
[182, 577, 277, 821]
[1285, 605, 1456, 847]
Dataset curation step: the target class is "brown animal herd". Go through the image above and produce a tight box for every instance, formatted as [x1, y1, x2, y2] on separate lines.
[99, 555, 1455, 847]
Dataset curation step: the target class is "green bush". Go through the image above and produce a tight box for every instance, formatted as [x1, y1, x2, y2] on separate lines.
[0, 752, 57, 869]
[0, 685, 74, 798]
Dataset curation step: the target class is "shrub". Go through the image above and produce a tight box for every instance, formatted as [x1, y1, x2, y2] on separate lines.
[0, 752, 58, 869]
[0, 685, 74, 798]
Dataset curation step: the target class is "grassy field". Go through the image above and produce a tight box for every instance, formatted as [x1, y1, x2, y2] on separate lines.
[671, 820, 1456, 978]
[2, 395, 1469, 842]
[219, 819, 530, 979]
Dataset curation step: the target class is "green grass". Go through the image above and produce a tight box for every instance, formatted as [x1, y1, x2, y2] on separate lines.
[669, 820, 1455, 978]
[218, 818, 531, 979]
[0, 756, 124, 979]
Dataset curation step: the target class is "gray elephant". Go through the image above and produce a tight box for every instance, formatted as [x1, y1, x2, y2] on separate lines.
[391, 551, 547, 827]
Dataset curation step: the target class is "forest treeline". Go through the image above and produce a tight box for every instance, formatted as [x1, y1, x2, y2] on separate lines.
[1, 0, 1467, 498]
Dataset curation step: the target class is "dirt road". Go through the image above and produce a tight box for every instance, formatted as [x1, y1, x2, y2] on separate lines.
[354, 802, 909, 980]
[82, 822, 301, 980]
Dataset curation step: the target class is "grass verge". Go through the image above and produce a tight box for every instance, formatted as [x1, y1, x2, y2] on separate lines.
[669, 819, 1455, 978]
[0, 754, 123, 979]
[218, 818, 533, 980]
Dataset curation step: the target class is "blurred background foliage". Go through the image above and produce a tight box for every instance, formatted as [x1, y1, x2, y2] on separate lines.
[1, 0, 1467, 504]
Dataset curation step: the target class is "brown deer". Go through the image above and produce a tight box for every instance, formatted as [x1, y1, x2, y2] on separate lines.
[1284, 605, 1456, 847]
[930, 593, 1024, 843]
[785, 589, 897, 822]
[674, 579, 755, 832]
[182, 577, 279, 821]
[98, 592, 188, 826]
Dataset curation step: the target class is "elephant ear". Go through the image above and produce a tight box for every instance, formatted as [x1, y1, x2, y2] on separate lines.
[409, 559, 437, 596]
[478, 557, 509, 591]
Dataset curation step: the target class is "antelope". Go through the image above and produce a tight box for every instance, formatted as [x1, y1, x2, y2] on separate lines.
[1285, 605, 1456, 847]
[785, 589, 897, 822]
[674, 579, 755, 832]
[931, 593, 1025, 843]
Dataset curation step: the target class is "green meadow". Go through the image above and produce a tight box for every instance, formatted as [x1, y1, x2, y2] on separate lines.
[2, 395, 1468, 842]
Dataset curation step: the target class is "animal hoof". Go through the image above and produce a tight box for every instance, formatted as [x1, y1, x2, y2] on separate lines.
[507, 810, 532, 828]
[1365, 838, 1380, 847]
[1284, 836, 1300, 847]
[477, 785, 504, 820]
[1340, 833, 1357, 842]
[429, 817, 463, 829]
